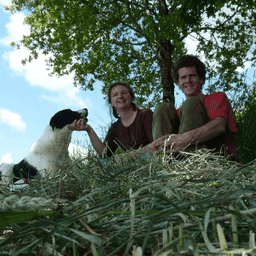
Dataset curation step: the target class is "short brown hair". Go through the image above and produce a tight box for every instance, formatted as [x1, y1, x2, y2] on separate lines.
[172, 55, 206, 85]
[107, 82, 137, 119]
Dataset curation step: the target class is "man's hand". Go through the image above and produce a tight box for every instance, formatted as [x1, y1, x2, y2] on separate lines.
[145, 135, 173, 153]
[147, 133, 191, 153]
[150, 117, 228, 153]
[162, 133, 191, 152]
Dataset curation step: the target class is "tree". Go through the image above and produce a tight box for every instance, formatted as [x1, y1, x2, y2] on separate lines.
[6, 0, 256, 108]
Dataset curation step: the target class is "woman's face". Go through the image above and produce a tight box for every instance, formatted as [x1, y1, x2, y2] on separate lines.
[110, 85, 133, 111]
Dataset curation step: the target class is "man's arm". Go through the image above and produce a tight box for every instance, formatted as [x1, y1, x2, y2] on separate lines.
[185, 117, 226, 145]
[149, 117, 227, 152]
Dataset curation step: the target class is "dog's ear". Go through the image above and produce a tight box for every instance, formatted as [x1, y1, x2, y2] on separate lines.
[50, 109, 71, 130]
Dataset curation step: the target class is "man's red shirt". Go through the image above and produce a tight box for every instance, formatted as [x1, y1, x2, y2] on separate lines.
[177, 92, 239, 162]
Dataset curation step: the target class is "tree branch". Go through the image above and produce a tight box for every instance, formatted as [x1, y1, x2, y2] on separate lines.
[125, 0, 145, 36]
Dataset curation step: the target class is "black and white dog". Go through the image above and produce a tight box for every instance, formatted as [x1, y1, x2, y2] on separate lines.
[0, 108, 88, 185]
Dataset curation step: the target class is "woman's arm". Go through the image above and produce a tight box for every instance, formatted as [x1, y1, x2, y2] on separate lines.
[69, 119, 106, 158]
[86, 126, 106, 158]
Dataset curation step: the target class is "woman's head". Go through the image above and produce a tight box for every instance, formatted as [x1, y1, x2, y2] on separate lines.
[107, 82, 137, 118]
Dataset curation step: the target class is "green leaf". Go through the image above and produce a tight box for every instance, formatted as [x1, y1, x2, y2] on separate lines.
[204, 208, 211, 232]
[217, 223, 228, 250]
[69, 228, 101, 245]
[0, 210, 55, 227]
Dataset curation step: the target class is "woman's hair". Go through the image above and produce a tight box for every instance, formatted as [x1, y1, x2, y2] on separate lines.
[172, 55, 206, 87]
[108, 82, 137, 119]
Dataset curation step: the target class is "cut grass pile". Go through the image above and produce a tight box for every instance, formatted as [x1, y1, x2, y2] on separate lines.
[0, 149, 256, 255]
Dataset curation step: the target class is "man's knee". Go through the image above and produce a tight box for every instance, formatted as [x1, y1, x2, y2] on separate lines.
[181, 97, 207, 115]
[154, 102, 174, 115]
[182, 97, 202, 108]
[153, 102, 179, 139]
[179, 97, 211, 133]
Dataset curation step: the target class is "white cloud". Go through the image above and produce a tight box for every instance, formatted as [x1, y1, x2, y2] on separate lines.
[0, 0, 12, 7]
[1, 12, 88, 108]
[0, 152, 12, 164]
[41, 92, 88, 109]
[185, 34, 199, 55]
[0, 109, 26, 131]
[236, 62, 252, 73]
[0, 13, 29, 46]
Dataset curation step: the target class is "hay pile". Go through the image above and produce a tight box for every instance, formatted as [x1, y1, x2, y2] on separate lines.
[0, 149, 256, 255]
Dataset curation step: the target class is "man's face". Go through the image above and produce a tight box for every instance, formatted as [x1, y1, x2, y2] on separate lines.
[177, 66, 204, 98]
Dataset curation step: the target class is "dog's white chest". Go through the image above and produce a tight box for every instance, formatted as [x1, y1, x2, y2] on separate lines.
[27, 125, 73, 175]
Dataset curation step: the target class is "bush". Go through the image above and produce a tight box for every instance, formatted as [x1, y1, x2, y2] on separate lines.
[235, 87, 256, 164]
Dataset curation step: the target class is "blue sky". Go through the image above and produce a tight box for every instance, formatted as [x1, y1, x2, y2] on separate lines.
[0, 1, 116, 164]
[0, 1, 254, 165]
[0, 1, 186, 165]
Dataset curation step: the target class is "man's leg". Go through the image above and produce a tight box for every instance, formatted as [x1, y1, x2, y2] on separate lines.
[179, 97, 226, 153]
[179, 97, 211, 134]
[152, 102, 180, 140]
[178, 97, 211, 151]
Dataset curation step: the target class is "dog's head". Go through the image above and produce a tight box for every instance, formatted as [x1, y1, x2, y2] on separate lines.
[49, 108, 88, 130]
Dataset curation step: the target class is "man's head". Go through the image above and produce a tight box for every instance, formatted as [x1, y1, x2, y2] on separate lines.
[172, 55, 206, 98]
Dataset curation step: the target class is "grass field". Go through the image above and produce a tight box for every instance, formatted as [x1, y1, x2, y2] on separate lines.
[0, 148, 256, 255]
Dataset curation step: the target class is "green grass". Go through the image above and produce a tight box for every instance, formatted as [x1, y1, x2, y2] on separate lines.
[0, 148, 256, 255]
[235, 87, 256, 164]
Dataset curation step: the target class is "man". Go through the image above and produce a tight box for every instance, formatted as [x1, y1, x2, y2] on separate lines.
[149, 55, 240, 162]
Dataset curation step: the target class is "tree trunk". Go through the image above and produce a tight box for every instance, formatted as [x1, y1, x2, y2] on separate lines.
[158, 40, 175, 104]
[158, 0, 175, 104]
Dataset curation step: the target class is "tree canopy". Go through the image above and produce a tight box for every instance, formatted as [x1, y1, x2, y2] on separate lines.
[6, 0, 256, 108]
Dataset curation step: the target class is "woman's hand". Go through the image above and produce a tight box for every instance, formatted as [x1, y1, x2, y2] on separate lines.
[69, 118, 91, 132]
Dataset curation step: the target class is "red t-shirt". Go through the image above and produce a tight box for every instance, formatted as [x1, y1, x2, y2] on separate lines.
[177, 92, 239, 161]
[104, 109, 153, 157]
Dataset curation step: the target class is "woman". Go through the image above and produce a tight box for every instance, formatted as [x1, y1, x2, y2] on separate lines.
[70, 82, 154, 159]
